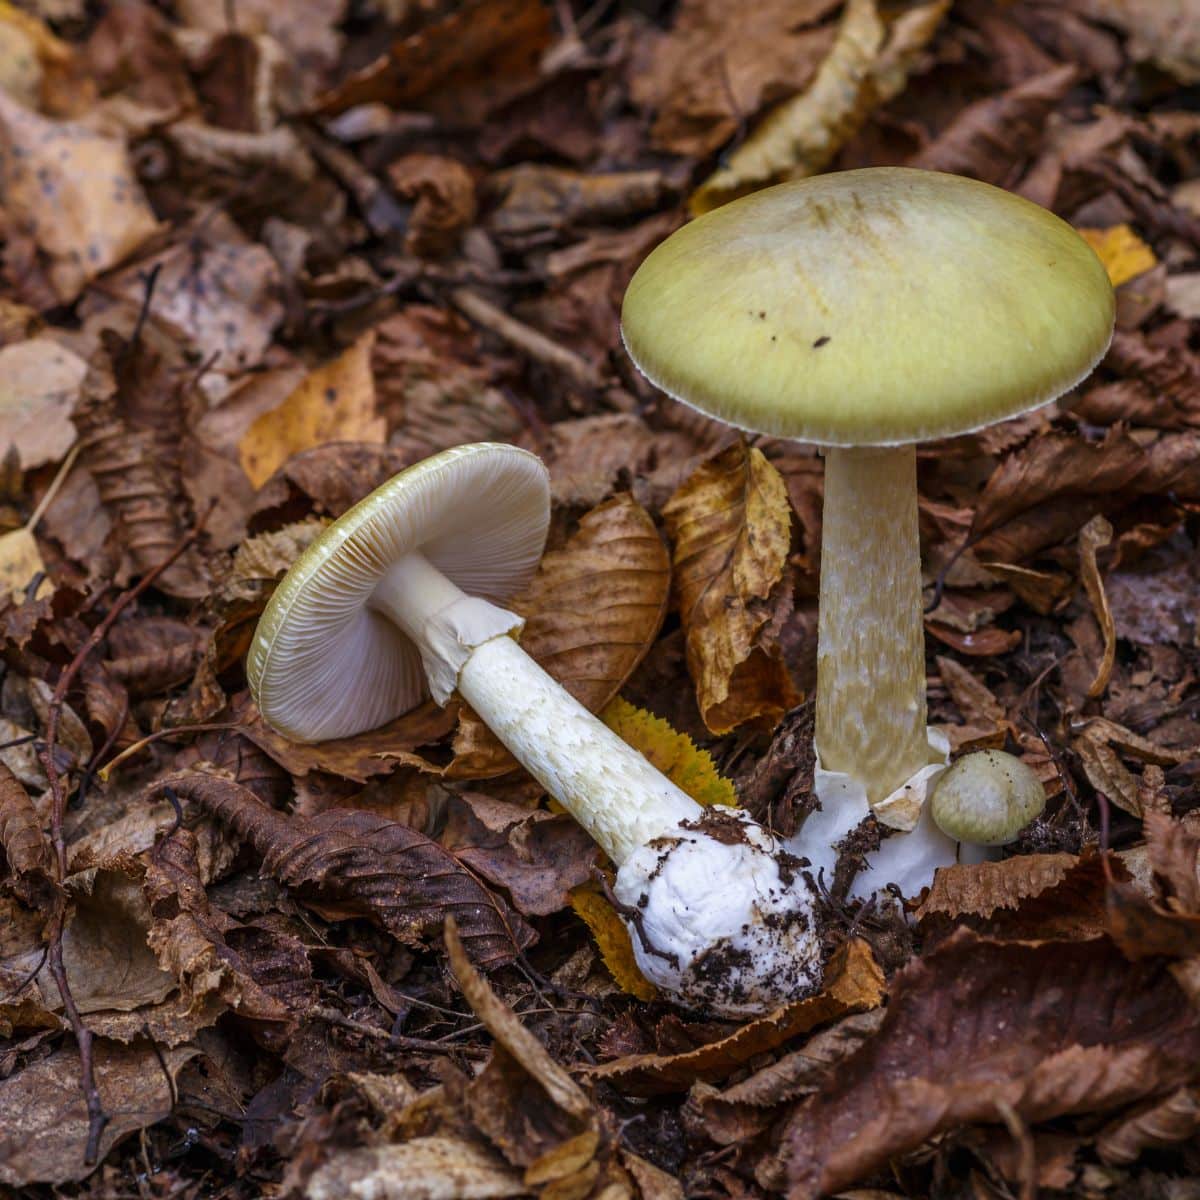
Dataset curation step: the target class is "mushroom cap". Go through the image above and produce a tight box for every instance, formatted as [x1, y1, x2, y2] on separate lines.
[247, 443, 550, 743]
[621, 168, 1114, 446]
[929, 749, 1047, 846]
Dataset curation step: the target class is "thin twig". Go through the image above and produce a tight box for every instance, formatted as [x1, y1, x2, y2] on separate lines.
[994, 1097, 1037, 1200]
[312, 1004, 488, 1058]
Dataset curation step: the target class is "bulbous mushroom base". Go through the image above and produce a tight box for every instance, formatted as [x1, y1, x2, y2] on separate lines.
[613, 808, 822, 1019]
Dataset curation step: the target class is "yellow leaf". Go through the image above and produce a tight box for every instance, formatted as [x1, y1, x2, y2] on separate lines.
[600, 697, 737, 809]
[1078, 224, 1157, 287]
[238, 332, 385, 488]
[569, 884, 658, 1002]
[662, 442, 799, 735]
[691, 0, 950, 214]
[0, 527, 50, 603]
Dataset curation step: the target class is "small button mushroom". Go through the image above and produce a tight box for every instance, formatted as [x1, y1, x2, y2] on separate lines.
[930, 751, 1047, 846]
[248, 442, 819, 1017]
[621, 167, 1112, 897]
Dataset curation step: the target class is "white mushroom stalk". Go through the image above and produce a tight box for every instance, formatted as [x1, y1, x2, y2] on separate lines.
[249, 444, 821, 1018]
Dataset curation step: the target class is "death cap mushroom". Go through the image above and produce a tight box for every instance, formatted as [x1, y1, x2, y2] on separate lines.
[248, 443, 550, 743]
[621, 167, 1115, 445]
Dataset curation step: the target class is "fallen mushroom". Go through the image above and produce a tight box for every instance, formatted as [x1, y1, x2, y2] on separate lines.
[248, 443, 820, 1017]
[930, 750, 1047, 847]
[621, 167, 1113, 897]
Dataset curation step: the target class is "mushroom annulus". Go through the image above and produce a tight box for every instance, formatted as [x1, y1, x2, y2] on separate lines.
[620, 167, 1114, 899]
[930, 750, 1047, 847]
[247, 442, 820, 1017]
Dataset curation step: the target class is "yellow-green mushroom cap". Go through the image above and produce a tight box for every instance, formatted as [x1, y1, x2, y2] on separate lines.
[247, 443, 550, 743]
[621, 168, 1115, 446]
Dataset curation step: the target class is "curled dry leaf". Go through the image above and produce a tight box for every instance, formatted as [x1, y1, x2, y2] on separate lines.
[785, 931, 1200, 1198]
[971, 429, 1200, 563]
[75, 336, 210, 599]
[486, 164, 667, 242]
[448, 493, 670, 778]
[1072, 0, 1200, 83]
[388, 154, 477, 258]
[159, 770, 533, 969]
[316, 0, 550, 122]
[585, 938, 884, 1095]
[908, 65, 1077, 184]
[239, 331, 385, 489]
[306, 1136, 527, 1200]
[1098, 1085, 1200, 1165]
[0, 761, 55, 911]
[143, 827, 304, 1031]
[0, 90, 158, 302]
[662, 442, 798, 735]
[691, 0, 950, 214]
[0, 1041, 198, 1187]
[1079, 513, 1116, 698]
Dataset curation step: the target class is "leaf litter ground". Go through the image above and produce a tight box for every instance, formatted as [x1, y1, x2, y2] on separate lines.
[2, 1, 1200, 1197]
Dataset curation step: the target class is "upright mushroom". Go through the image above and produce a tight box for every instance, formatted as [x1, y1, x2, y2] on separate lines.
[621, 167, 1114, 895]
[248, 442, 820, 1016]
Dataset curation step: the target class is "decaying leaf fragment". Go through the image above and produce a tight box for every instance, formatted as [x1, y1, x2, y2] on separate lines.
[306, 1136, 527, 1200]
[0, 1041, 197, 1187]
[691, 0, 950, 214]
[785, 931, 1200, 1198]
[448, 493, 670, 778]
[0, 337, 85, 469]
[663, 442, 798, 734]
[0, 90, 158, 301]
[157, 771, 533, 969]
[0, 762, 55, 912]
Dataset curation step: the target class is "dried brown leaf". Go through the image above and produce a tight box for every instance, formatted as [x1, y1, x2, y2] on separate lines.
[663, 442, 798, 735]
[0, 761, 55, 910]
[449, 493, 670, 778]
[632, 0, 840, 158]
[915, 851, 1119, 943]
[388, 154, 477, 258]
[161, 771, 533, 969]
[691, 0, 949, 213]
[908, 65, 1077, 184]
[586, 939, 884, 1095]
[238, 693, 456, 783]
[971, 429, 1200, 562]
[0, 1041, 197, 1186]
[786, 931, 1200, 1198]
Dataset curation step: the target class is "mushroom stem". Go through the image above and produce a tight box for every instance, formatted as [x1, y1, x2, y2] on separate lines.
[370, 549, 821, 1016]
[459, 638, 700, 864]
[815, 445, 937, 805]
[370, 552, 700, 862]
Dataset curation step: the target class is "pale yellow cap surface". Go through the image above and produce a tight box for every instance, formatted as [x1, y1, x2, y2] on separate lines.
[621, 168, 1114, 446]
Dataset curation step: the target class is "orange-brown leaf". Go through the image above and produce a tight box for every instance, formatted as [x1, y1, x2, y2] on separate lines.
[662, 442, 798, 735]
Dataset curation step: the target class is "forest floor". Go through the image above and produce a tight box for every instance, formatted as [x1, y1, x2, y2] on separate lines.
[2, 0, 1200, 1197]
